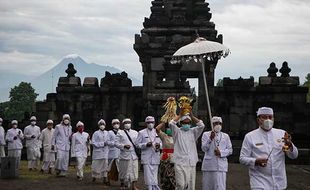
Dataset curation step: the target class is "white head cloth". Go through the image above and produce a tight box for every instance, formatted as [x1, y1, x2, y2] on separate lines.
[98, 119, 106, 126]
[122, 118, 131, 123]
[46, 119, 54, 124]
[76, 121, 84, 127]
[145, 116, 155, 123]
[257, 107, 274, 116]
[11, 120, 18, 125]
[211, 116, 222, 123]
[180, 114, 191, 122]
[30, 116, 37, 121]
[111, 119, 120, 124]
[63, 114, 70, 120]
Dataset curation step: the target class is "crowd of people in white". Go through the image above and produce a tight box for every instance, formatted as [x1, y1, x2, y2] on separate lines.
[0, 107, 298, 190]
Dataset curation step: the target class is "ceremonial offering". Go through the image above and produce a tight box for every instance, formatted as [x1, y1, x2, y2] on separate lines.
[178, 96, 193, 116]
[160, 97, 177, 123]
[282, 132, 291, 152]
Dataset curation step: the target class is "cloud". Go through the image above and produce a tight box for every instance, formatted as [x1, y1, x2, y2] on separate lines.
[209, 0, 310, 82]
[0, 0, 309, 85]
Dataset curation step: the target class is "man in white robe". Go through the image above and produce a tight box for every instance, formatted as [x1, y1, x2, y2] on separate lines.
[115, 118, 139, 190]
[5, 120, 24, 169]
[107, 118, 121, 184]
[52, 114, 72, 177]
[40, 119, 56, 174]
[0, 118, 6, 163]
[201, 116, 233, 190]
[91, 119, 109, 183]
[24, 116, 41, 170]
[71, 121, 90, 181]
[240, 107, 298, 190]
[169, 113, 205, 190]
[136, 116, 162, 190]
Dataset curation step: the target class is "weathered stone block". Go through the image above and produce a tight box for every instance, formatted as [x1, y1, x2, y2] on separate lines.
[83, 77, 99, 87]
[58, 77, 81, 87]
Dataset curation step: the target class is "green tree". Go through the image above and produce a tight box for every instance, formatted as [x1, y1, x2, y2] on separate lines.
[303, 73, 310, 102]
[4, 82, 38, 121]
[216, 79, 223, 87]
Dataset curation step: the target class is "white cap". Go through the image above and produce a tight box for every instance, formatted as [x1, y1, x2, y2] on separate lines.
[76, 121, 84, 127]
[257, 107, 274, 116]
[98, 119, 106, 126]
[111, 119, 120, 124]
[145, 116, 155, 123]
[62, 114, 70, 120]
[122, 118, 131, 123]
[11, 120, 18, 125]
[180, 114, 191, 122]
[211, 116, 222, 123]
[0, 118, 3, 122]
[30, 116, 37, 121]
[46, 119, 54, 124]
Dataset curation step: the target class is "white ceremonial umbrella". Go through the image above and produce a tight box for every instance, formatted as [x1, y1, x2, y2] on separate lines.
[172, 37, 230, 129]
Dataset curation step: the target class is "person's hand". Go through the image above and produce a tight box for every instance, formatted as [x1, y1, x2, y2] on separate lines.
[282, 132, 293, 152]
[214, 147, 221, 157]
[13, 136, 18, 140]
[124, 145, 131, 149]
[31, 135, 36, 138]
[255, 158, 268, 167]
[146, 142, 153, 147]
[210, 131, 215, 140]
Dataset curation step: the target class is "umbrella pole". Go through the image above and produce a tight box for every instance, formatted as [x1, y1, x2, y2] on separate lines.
[201, 60, 213, 130]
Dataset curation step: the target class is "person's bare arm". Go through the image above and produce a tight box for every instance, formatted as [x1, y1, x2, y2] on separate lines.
[189, 112, 200, 124]
[156, 122, 165, 134]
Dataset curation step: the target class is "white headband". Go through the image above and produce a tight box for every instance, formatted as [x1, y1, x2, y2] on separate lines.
[76, 121, 84, 127]
[145, 116, 155, 123]
[211, 116, 222, 123]
[122, 118, 131, 123]
[257, 107, 273, 116]
[180, 115, 191, 122]
[98, 119, 106, 126]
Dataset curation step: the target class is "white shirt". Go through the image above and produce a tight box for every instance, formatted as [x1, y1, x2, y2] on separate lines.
[136, 128, 162, 165]
[24, 125, 41, 148]
[39, 128, 55, 152]
[169, 120, 205, 166]
[107, 129, 120, 159]
[6, 128, 24, 150]
[240, 127, 298, 190]
[201, 131, 233, 172]
[71, 132, 89, 158]
[52, 123, 72, 151]
[115, 129, 139, 160]
[91, 129, 109, 160]
[0, 126, 5, 146]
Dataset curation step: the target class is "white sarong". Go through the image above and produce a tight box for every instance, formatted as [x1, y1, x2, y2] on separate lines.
[143, 164, 160, 190]
[76, 157, 87, 178]
[202, 171, 226, 190]
[55, 150, 69, 171]
[92, 159, 108, 178]
[175, 164, 196, 190]
[119, 159, 139, 183]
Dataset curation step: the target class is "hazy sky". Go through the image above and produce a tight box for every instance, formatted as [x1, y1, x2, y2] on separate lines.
[0, 0, 309, 83]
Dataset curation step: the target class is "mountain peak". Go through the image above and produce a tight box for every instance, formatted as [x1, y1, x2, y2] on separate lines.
[63, 53, 80, 59]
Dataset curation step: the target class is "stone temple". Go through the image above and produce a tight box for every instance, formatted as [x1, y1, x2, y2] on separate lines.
[33, 0, 310, 153]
